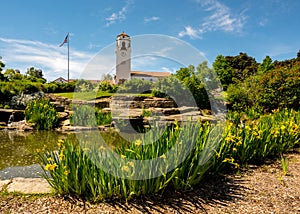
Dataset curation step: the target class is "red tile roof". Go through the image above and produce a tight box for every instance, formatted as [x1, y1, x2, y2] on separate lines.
[130, 71, 171, 77]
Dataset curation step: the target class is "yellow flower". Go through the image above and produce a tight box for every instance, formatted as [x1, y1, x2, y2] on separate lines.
[233, 147, 237, 152]
[160, 154, 166, 159]
[45, 163, 58, 171]
[99, 146, 106, 151]
[215, 151, 221, 158]
[223, 157, 234, 163]
[128, 161, 134, 168]
[59, 152, 65, 161]
[135, 139, 142, 146]
[280, 125, 286, 131]
[121, 154, 126, 159]
[235, 141, 242, 146]
[47, 157, 53, 162]
[57, 139, 64, 148]
[121, 165, 130, 172]
[64, 170, 70, 175]
[234, 163, 240, 168]
[225, 132, 235, 143]
[245, 125, 251, 132]
[178, 141, 183, 145]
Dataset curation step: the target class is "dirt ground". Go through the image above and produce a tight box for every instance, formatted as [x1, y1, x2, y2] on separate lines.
[1, 147, 299, 214]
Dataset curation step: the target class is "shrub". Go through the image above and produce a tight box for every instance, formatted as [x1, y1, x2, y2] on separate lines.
[25, 98, 58, 130]
[118, 78, 152, 94]
[95, 109, 112, 125]
[70, 104, 97, 127]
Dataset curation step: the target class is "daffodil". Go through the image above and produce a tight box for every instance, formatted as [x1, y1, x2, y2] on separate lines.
[160, 154, 166, 159]
[121, 165, 130, 172]
[45, 163, 58, 171]
[135, 139, 142, 146]
[128, 161, 134, 168]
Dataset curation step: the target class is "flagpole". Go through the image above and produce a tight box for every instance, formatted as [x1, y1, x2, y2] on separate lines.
[67, 32, 70, 82]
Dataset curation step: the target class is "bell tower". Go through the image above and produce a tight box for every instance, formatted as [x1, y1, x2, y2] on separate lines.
[116, 32, 131, 84]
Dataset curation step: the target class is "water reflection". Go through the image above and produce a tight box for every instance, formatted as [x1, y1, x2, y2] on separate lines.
[0, 130, 66, 172]
[0, 130, 144, 180]
[0, 129, 132, 179]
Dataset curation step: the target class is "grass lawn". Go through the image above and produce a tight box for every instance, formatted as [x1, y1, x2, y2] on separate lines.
[54, 91, 153, 100]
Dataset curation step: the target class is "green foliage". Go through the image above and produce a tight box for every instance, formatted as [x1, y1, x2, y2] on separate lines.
[25, 98, 58, 130]
[118, 78, 152, 94]
[213, 53, 258, 90]
[3, 69, 24, 81]
[39, 108, 300, 201]
[258, 61, 300, 111]
[152, 76, 192, 106]
[70, 105, 112, 126]
[174, 65, 210, 109]
[141, 107, 152, 117]
[26, 67, 46, 83]
[70, 105, 97, 127]
[218, 109, 300, 167]
[213, 55, 233, 90]
[153, 67, 210, 108]
[226, 55, 300, 112]
[75, 79, 94, 92]
[98, 80, 118, 93]
[258, 56, 274, 75]
[39, 122, 216, 201]
[95, 109, 112, 125]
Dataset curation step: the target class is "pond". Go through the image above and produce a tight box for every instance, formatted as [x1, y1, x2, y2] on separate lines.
[0, 130, 66, 179]
[0, 129, 136, 180]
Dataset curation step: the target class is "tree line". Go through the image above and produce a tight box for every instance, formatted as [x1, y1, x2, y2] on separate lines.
[1, 50, 300, 112]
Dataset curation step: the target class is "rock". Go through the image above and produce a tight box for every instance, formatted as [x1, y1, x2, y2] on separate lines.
[0, 180, 11, 191]
[19, 124, 34, 131]
[0, 122, 6, 126]
[61, 126, 98, 132]
[58, 112, 69, 121]
[61, 119, 71, 127]
[0, 109, 24, 123]
[5, 177, 52, 194]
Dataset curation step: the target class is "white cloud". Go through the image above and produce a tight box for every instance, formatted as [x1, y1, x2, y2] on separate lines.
[105, 0, 134, 26]
[178, 26, 202, 39]
[144, 16, 160, 23]
[179, 0, 246, 39]
[259, 18, 268, 27]
[0, 37, 96, 81]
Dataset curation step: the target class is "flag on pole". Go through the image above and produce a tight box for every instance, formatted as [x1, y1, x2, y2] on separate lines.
[59, 33, 69, 47]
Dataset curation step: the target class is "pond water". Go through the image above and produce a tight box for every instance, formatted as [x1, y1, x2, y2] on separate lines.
[0, 129, 136, 179]
[0, 130, 66, 179]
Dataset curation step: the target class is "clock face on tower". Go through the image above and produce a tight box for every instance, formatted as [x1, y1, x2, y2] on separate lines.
[120, 50, 126, 57]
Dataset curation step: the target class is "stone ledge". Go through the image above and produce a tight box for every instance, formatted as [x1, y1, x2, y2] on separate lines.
[0, 178, 52, 194]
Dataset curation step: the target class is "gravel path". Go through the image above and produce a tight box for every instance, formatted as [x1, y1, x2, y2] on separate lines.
[1, 147, 299, 213]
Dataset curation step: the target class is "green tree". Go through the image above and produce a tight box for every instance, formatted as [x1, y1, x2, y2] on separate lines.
[101, 73, 113, 81]
[258, 56, 274, 75]
[4, 69, 24, 81]
[213, 55, 233, 90]
[213, 53, 258, 90]
[196, 61, 219, 90]
[26, 67, 46, 83]
[0, 59, 7, 81]
[119, 78, 152, 94]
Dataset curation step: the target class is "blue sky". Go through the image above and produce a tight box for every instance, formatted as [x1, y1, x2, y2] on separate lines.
[0, 0, 300, 81]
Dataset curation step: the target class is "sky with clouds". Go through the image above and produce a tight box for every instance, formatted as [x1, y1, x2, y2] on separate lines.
[0, 0, 300, 81]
